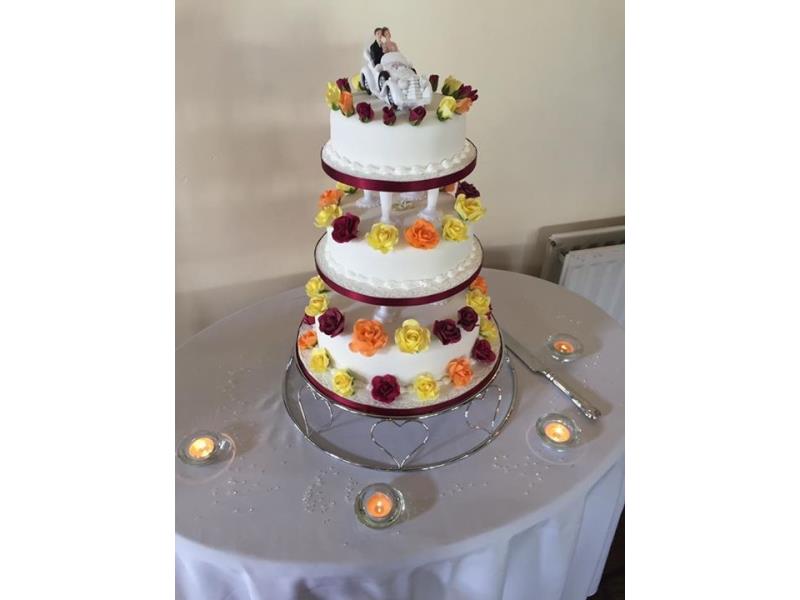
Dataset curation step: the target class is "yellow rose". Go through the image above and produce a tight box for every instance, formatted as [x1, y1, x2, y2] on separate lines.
[442, 214, 468, 241]
[441, 75, 462, 97]
[304, 294, 329, 317]
[331, 369, 354, 396]
[365, 222, 399, 254]
[314, 204, 343, 228]
[436, 96, 457, 121]
[394, 319, 431, 354]
[305, 275, 327, 298]
[309, 347, 330, 373]
[335, 181, 357, 194]
[325, 81, 341, 110]
[414, 373, 440, 402]
[454, 194, 486, 222]
[466, 289, 492, 315]
[350, 73, 363, 92]
[479, 316, 499, 341]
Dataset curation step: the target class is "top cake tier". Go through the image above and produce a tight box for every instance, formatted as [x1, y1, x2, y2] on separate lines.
[322, 46, 479, 190]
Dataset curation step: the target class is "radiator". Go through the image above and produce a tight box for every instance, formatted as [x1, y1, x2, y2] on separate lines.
[541, 226, 625, 326]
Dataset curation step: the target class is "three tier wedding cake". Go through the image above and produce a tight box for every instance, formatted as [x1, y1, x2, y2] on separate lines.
[296, 28, 502, 417]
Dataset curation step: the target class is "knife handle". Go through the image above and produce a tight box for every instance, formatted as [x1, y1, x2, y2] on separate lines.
[542, 370, 602, 421]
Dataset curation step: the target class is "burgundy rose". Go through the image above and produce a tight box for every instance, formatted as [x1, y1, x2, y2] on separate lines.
[429, 74, 439, 92]
[471, 339, 497, 363]
[409, 105, 426, 126]
[302, 314, 315, 325]
[331, 212, 360, 243]
[382, 106, 396, 126]
[456, 181, 480, 199]
[371, 374, 400, 403]
[356, 102, 374, 123]
[335, 77, 351, 92]
[318, 307, 345, 337]
[457, 306, 479, 331]
[433, 319, 462, 345]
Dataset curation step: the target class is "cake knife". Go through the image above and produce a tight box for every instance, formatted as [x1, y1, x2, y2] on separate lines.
[501, 330, 602, 421]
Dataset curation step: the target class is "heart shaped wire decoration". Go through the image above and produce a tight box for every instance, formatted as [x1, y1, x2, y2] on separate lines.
[464, 385, 504, 435]
[296, 383, 336, 435]
[369, 419, 431, 469]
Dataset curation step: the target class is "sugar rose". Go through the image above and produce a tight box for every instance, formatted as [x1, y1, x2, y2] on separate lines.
[297, 329, 318, 350]
[394, 319, 431, 354]
[331, 213, 360, 243]
[441, 75, 462, 97]
[305, 275, 327, 298]
[335, 181, 357, 194]
[348, 319, 389, 357]
[457, 306, 479, 331]
[471, 339, 496, 363]
[404, 219, 440, 249]
[356, 102, 374, 123]
[309, 347, 330, 373]
[456, 181, 480, 199]
[371, 374, 400, 403]
[469, 275, 488, 295]
[433, 319, 462, 345]
[339, 91, 354, 117]
[314, 204, 343, 228]
[447, 357, 473, 388]
[436, 96, 457, 121]
[331, 369, 354, 397]
[455, 98, 473, 114]
[318, 307, 345, 337]
[454, 194, 486, 222]
[442, 214, 468, 241]
[465, 289, 492, 315]
[319, 189, 343, 209]
[304, 294, 329, 317]
[325, 81, 341, 110]
[366, 223, 399, 254]
[409, 105, 427, 126]
[414, 373, 440, 402]
[479, 316, 499, 341]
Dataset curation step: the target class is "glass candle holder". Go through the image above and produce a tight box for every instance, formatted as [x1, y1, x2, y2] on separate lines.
[535, 413, 582, 451]
[546, 333, 583, 363]
[177, 430, 234, 465]
[354, 483, 405, 529]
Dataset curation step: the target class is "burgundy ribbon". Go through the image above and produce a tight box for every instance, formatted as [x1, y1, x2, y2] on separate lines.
[314, 235, 484, 307]
[294, 341, 504, 418]
[321, 139, 478, 192]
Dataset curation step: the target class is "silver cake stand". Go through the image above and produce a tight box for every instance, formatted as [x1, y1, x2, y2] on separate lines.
[282, 352, 517, 471]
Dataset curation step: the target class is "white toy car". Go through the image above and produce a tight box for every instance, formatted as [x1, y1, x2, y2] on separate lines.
[360, 49, 433, 110]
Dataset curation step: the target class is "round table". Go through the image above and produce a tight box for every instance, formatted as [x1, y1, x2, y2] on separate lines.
[176, 269, 624, 600]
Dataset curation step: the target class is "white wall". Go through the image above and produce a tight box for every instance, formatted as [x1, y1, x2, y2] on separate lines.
[176, 0, 624, 343]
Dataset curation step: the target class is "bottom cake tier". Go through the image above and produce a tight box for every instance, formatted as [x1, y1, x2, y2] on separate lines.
[295, 281, 503, 416]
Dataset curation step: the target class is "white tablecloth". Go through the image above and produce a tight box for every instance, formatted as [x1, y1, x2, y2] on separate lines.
[176, 269, 624, 600]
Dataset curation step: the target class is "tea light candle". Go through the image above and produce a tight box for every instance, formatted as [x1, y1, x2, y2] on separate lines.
[355, 483, 405, 529]
[177, 431, 233, 465]
[546, 333, 583, 362]
[536, 414, 581, 451]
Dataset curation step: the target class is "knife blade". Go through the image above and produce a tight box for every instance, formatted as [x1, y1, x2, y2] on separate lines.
[502, 329, 601, 421]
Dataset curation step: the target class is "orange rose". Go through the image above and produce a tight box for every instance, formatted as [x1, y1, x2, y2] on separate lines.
[339, 91, 354, 117]
[348, 319, 388, 357]
[469, 275, 488, 295]
[404, 219, 440, 250]
[440, 182, 458, 194]
[297, 329, 318, 350]
[455, 98, 473, 114]
[318, 189, 344, 209]
[447, 357, 473, 388]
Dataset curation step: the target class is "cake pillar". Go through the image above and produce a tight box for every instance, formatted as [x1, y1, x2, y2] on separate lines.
[356, 189, 379, 208]
[379, 191, 395, 224]
[417, 188, 441, 224]
[373, 305, 400, 323]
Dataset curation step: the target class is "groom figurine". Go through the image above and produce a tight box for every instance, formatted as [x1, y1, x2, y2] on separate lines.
[369, 27, 385, 66]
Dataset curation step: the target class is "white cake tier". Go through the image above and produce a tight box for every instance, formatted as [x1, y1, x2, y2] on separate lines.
[316, 192, 482, 300]
[324, 92, 475, 182]
[296, 291, 502, 413]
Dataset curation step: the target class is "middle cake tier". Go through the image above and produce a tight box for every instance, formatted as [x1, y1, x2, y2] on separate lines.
[315, 190, 483, 304]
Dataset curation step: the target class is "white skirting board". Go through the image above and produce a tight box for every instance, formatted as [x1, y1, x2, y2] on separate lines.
[558, 245, 625, 326]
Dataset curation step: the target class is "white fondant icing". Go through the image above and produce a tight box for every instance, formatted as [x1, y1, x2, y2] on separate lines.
[326, 93, 472, 176]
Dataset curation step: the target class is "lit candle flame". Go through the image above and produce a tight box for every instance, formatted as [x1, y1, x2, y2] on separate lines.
[554, 340, 575, 354]
[544, 422, 572, 444]
[187, 436, 216, 460]
[364, 491, 393, 519]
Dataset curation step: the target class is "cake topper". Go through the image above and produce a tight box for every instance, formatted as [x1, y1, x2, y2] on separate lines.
[361, 27, 433, 110]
